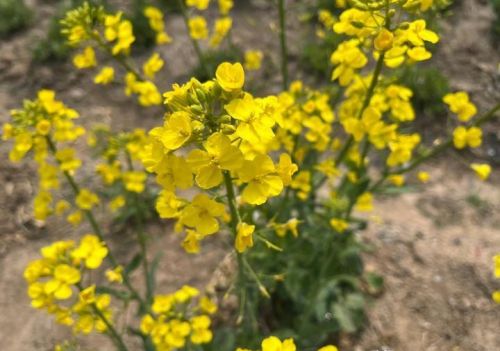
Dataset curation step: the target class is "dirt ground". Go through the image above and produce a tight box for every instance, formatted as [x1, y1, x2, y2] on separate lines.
[0, 0, 499, 350]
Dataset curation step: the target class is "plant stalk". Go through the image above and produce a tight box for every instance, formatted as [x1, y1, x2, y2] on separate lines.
[45, 136, 148, 312]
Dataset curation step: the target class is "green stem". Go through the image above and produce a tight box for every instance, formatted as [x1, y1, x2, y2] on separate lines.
[223, 171, 241, 229]
[222, 171, 265, 333]
[278, 0, 289, 90]
[177, 0, 209, 77]
[93, 35, 145, 81]
[77, 284, 129, 351]
[125, 152, 154, 304]
[314, 51, 387, 190]
[45, 137, 148, 312]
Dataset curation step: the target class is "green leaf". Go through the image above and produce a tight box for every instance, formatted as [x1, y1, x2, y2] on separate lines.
[203, 327, 236, 351]
[124, 253, 142, 275]
[147, 251, 164, 294]
[365, 272, 384, 294]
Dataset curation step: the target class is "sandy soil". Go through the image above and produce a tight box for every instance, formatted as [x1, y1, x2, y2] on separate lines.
[0, 0, 499, 350]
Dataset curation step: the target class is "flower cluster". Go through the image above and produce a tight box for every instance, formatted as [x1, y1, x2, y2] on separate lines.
[444, 92, 491, 180]
[61, 3, 163, 106]
[144, 6, 173, 45]
[89, 126, 150, 212]
[24, 235, 113, 334]
[186, 0, 234, 48]
[140, 285, 217, 350]
[236, 336, 338, 351]
[141, 62, 298, 253]
[3, 90, 91, 222]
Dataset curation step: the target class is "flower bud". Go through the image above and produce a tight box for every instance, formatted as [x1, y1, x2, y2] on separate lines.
[374, 28, 394, 51]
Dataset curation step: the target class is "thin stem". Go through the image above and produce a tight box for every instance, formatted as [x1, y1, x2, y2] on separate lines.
[93, 35, 145, 81]
[278, 0, 289, 90]
[339, 51, 386, 165]
[223, 171, 241, 229]
[314, 51, 387, 190]
[176, 0, 209, 77]
[222, 171, 266, 333]
[77, 284, 129, 351]
[45, 137, 148, 312]
[125, 152, 153, 303]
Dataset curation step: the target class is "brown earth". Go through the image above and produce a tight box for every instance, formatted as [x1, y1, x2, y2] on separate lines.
[0, 0, 499, 350]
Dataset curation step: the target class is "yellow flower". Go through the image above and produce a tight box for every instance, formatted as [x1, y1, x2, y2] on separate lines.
[55, 200, 70, 215]
[109, 195, 126, 212]
[276, 153, 298, 186]
[187, 132, 243, 189]
[156, 31, 172, 44]
[34, 191, 53, 221]
[492, 291, 500, 304]
[330, 218, 349, 233]
[44, 264, 80, 300]
[199, 296, 217, 314]
[317, 346, 338, 351]
[387, 134, 421, 167]
[144, 6, 172, 44]
[261, 336, 296, 351]
[216, 62, 245, 92]
[187, 0, 210, 10]
[73, 46, 96, 69]
[388, 174, 405, 187]
[105, 266, 123, 283]
[374, 29, 394, 51]
[156, 190, 184, 218]
[417, 171, 430, 183]
[175, 285, 200, 303]
[75, 189, 99, 210]
[355, 192, 374, 212]
[150, 111, 192, 150]
[152, 294, 175, 314]
[183, 229, 202, 254]
[235, 222, 255, 253]
[494, 255, 500, 278]
[225, 94, 275, 143]
[239, 155, 283, 205]
[96, 162, 121, 185]
[407, 46, 432, 61]
[111, 20, 135, 55]
[39, 163, 59, 190]
[470, 163, 491, 181]
[179, 194, 225, 235]
[188, 16, 209, 40]
[218, 0, 233, 15]
[453, 126, 482, 149]
[122, 171, 147, 193]
[209, 17, 232, 47]
[143, 53, 164, 79]
[190, 315, 213, 344]
[155, 154, 193, 191]
[67, 210, 83, 226]
[331, 39, 367, 86]
[443, 92, 477, 122]
[407, 20, 439, 46]
[136, 81, 162, 106]
[290, 171, 311, 201]
[94, 66, 115, 85]
[55, 148, 81, 172]
[36, 120, 51, 136]
[244, 50, 263, 70]
[71, 234, 108, 269]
